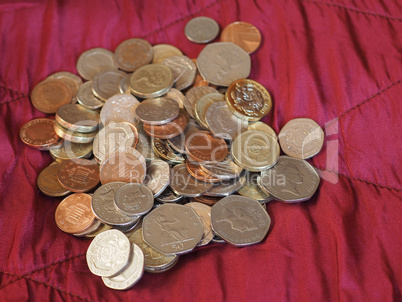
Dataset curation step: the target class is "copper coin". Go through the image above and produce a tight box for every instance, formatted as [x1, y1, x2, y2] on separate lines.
[37, 162, 71, 197]
[114, 38, 153, 72]
[55, 193, 95, 234]
[31, 79, 72, 114]
[57, 159, 100, 193]
[185, 131, 228, 163]
[185, 161, 221, 183]
[221, 21, 262, 54]
[143, 109, 190, 139]
[191, 195, 222, 206]
[20, 118, 61, 150]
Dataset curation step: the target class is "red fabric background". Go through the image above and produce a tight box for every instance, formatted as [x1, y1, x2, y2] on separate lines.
[0, 0, 401, 301]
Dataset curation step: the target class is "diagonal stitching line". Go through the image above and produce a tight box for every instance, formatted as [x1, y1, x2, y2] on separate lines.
[303, 0, 402, 21]
[0, 84, 28, 97]
[0, 95, 29, 105]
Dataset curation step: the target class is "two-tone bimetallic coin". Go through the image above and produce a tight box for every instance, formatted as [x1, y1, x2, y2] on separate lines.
[237, 171, 272, 202]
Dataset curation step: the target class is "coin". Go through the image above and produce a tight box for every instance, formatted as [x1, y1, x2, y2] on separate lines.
[130, 64, 174, 99]
[55, 104, 100, 133]
[85, 223, 113, 238]
[205, 172, 246, 196]
[86, 229, 131, 277]
[221, 21, 262, 54]
[135, 97, 180, 125]
[37, 162, 71, 197]
[197, 42, 251, 87]
[92, 69, 126, 101]
[76, 48, 117, 80]
[211, 195, 271, 246]
[31, 79, 72, 114]
[135, 123, 156, 161]
[185, 17, 219, 43]
[191, 195, 221, 206]
[57, 159, 100, 192]
[143, 160, 170, 197]
[54, 122, 97, 143]
[76, 81, 104, 110]
[185, 202, 213, 246]
[55, 193, 95, 234]
[119, 73, 133, 94]
[152, 138, 185, 164]
[152, 44, 183, 64]
[114, 183, 153, 216]
[113, 218, 141, 234]
[142, 203, 204, 254]
[73, 219, 102, 237]
[185, 161, 221, 183]
[248, 122, 277, 140]
[170, 164, 213, 197]
[20, 118, 61, 150]
[185, 131, 228, 163]
[167, 118, 201, 153]
[278, 118, 324, 159]
[143, 108, 189, 139]
[237, 171, 271, 202]
[114, 38, 153, 72]
[47, 71, 83, 98]
[100, 93, 140, 126]
[156, 186, 184, 203]
[259, 156, 320, 203]
[205, 101, 248, 140]
[194, 92, 224, 129]
[163, 88, 185, 109]
[183, 86, 218, 118]
[200, 156, 243, 180]
[161, 55, 196, 90]
[231, 130, 280, 171]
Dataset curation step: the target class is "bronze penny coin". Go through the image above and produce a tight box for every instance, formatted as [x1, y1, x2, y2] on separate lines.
[114, 38, 153, 72]
[37, 162, 71, 197]
[220, 21, 262, 54]
[31, 79, 72, 114]
[191, 195, 222, 206]
[185, 131, 228, 163]
[20, 118, 61, 150]
[185, 161, 221, 183]
[57, 159, 100, 193]
[143, 109, 190, 139]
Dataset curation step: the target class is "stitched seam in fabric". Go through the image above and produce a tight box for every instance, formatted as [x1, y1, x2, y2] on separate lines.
[304, 0, 402, 22]
[0, 95, 29, 105]
[0, 84, 28, 97]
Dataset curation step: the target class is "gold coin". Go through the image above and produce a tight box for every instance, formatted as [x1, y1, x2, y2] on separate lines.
[37, 162, 71, 197]
[49, 140, 93, 161]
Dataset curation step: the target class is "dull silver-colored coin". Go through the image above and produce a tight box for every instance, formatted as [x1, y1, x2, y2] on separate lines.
[167, 118, 201, 154]
[136, 123, 156, 161]
[50, 140, 93, 161]
[152, 44, 183, 64]
[76, 81, 104, 110]
[114, 183, 154, 216]
[76, 48, 117, 80]
[195, 92, 224, 129]
[163, 88, 185, 109]
[92, 69, 126, 101]
[114, 38, 153, 72]
[143, 160, 170, 197]
[142, 204, 204, 255]
[205, 172, 246, 197]
[135, 97, 179, 125]
[197, 42, 251, 86]
[184, 86, 218, 118]
[185, 202, 213, 246]
[200, 156, 243, 180]
[55, 104, 100, 133]
[185, 17, 219, 44]
[156, 186, 184, 203]
[119, 73, 133, 94]
[248, 122, 277, 140]
[100, 93, 140, 126]
[211, 195, 271, 246]
[170, 164, 213, 197]
[278, 118, 324, 159]
[86, 229, 131, 277]
[260, 156, 320, 203]
[161, 55, 196, 90]
[237, 171, 272, 202]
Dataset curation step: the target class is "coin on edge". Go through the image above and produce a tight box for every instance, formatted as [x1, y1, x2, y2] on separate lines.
[55, 104, 100, 133]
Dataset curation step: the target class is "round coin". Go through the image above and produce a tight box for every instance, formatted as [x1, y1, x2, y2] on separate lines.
[185, 16, 219, 43]
[221, 21, 262, 54]
[100, 93, 140, 126]
[76, 81, 104, 110]
[237, 171, 271, 202]
[248, 122, 277, 140]
[57, 159, 100, 192]
[152, 138, 185, 164]
[37, 162, 71, 197]
[135, 97, 180, 125]
[143, 160, 170, 197]
[200, 156, 243, 180]
[185, 161, 221, 183]
[156, 186, 184, 203]
[185, 131, 228, 163]
[47, 71, 82, 98]
[114, 183, 154, 216]
[143, 109, 189, 139]
[76, 48, 117, 80]
[185, 202, 213, 246]
[152, 44, 183, 64]
[55, 104, 100, 133]
[163, 88, 185, 109]
[161, 55, 196, 90]
[194, 92, 224, 129]
[170, 164, 213, 197]
[114, 38, 153, 72]
[54, 122, 97, 143]
[31, 79, 72, 114]
[184, 86, 218, 118]
[92, 69, 126, 101]
[20, 118, 61, 149]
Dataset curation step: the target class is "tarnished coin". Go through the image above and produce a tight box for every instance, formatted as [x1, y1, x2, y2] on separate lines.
[161, 55, 196, 90]
[205, 172, 246, 197]
[20, 118, 61, 150]
[86, 229, 131, 277]
[231, 130, 280, 171]
[57, 159, 100, 192]
[211, 195, 271, 246]
[143, 109, 189, 139]
[237, 171, 271, 202]
[135, 97, 179, 125]
[152, 44, 183, 64]
[114, 38, 153, 72]
[142, 204, 204, 255]
[167, 118, 201, 154]
[170, 164, 213, 197]
[205, 101, 248, 140]
[197, 42, 251, 87]
[248, 122, 277, 140]
[278, 118, 324, 159]
[76, 48, 117, 80]
[31, 79, 72, 114]
[55, 193, 95, 234]
[47, 71, 82, 99]
[221, 21, 262, 54]
[92, 182, 139, 226]
[76, 81, 104, 110]
[185, 202, 213, 246]
[54, 122, 97, 143]
[163, 88, 185, 109]
[119, 73, 133, 94]
[156, 186, 184, 203]
[135, 123, 156, 161]
[92, 69, 126, 101]
[200, 156, 243, 180]
[152, 138, 185, 164]
[100, 93, 140, 126]
[114, 183, 154, 216]
[260, 156, 320, 203]
[143, 160, 170, 197]
[185, 17, 219, 43]
[185, 161, 221, 183]
[194, 92, 224, 129]
[37, 162, 70, 197]
[130, 64, 174, 99]
[102, 243, 144, 290]
[56, 104, 100, 133]
[184, 86, 218, 118]
[185, 131, 228, 163]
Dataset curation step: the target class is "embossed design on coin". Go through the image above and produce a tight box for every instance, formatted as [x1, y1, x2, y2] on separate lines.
[114, 38, 153, 72]
[77, 48, 117, 80]
[221, 21, 262, 54]
[92, 69, 126, 101]
[184, 86, 218, 118]
[114, 183, 154, 216]
[161, 55, 196, 90]
[152, 138, 185, 164]
[185, 202, 213, 246]
[31, 79, 72, 114]
[37, 162, 71, 196]
[170, 164, 213, 197]
[135, 97, 180, 125]
[143, 160, 170, 197]
[185, 17, 220, 43]
[100, 93, 140, 126]
[57, 159, 100, 192]
[20, 118, 61, 150]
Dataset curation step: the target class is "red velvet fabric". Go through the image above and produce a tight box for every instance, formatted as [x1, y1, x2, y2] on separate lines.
[0, 0, 401, 301]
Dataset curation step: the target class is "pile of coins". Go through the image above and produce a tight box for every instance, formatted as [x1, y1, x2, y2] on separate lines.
[19, 17, 324, 290]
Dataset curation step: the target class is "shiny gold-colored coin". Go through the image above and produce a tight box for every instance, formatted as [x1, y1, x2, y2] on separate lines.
[50, 140, 93, 161]
[37, 162, 71, 197]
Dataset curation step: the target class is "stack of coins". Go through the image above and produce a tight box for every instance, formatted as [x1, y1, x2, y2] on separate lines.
[19, 17, 325, 290]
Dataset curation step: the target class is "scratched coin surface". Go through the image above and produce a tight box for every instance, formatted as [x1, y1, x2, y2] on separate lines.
[184, 86, 218, 118]
[86, 229, 131, 277]
[161, 55, 196, 90]
[185, 16, 219, 43]
[278, 118, 324, 159]
[142, 203, 204, 255]
[143, 159, 170, 197]
[92, 69, 126, 101]
[152, 44, 183, 64]
[55, 104, 100, 133]
[37, 162, 70, 197]
[194, 92, 224, 129]
[31, 79, 72, 114]
[197, 42, 251, 87]
[170, 164, 213, 197]
[76, 81, 104, 110]
[260, 156, 320, 203]
[114, 38, 153, 72]
[114, 183, 154, 216]
[20, 118, 61, 150]
[100, 93, 140, 126]
[221, 21, 262, 54]
[135, 97, 180, 125]
[76, 47, 117, 80]
[57, 159, 100, 193]
[185, 202, 213, 246]
[211, 195, 271, 246]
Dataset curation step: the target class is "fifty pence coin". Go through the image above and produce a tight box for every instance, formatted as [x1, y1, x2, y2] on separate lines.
[185, 17, 219, 44]
[143, 160, 170, 197]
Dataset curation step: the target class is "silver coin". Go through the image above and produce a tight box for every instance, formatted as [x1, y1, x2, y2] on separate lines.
[167, 119, 201, 154]
[114, 38, 153, 72]
[100, 93, 140, 126]
[185, 202, 213, 246]
[119, 73, 133, 94]
[152, 44, 183, 64]
[205, 101, 248, 140]
[142, 204, 204, 255]
[161, 55, 196, 90]
[231, 130, 280, 171]
[194, 92, 224, 129]
[278, 118, 324, 159]
[143, 160, 170, 197]
[135, 97, 180, 125]
[205, 172, 246, 196]
[156, 186, 184, 203]
[76, 48, 117, 80]
[76, 81, 104, 110]
[114, 183, 154, 216]
[259, 156, 320, 203]
[102, 243, 145, 290]
[200, 156, 243, 180]
[135, 123, 156, 161]
[170, 164, 213, 197]
[183, 86, 218, 118]
[92, 182, 138, 226]
[55, 104, 100, 133]
[86, 229, 131, 277]
[211, 195, 271, 246]
[73, 219, 102, 237]
[237, 171, 272, 202]
[112, 218, 141, 234]
[92, 69, 126, 101]
[248, 122, 277, 140]
[185, 17, 219, 44]
[163, 88, 185, 109]
[211, 235, 226, 244]
[197, 42, 251, 86]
